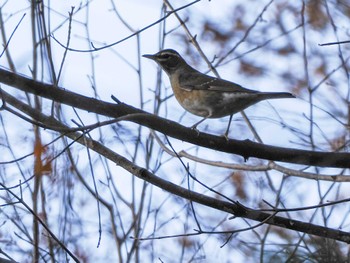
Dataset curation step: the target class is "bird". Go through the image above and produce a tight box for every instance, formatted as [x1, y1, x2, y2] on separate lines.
[143, 49, 295, 139]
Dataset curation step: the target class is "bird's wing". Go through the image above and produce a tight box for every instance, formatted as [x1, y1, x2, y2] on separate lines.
[178, 71, 257, 93]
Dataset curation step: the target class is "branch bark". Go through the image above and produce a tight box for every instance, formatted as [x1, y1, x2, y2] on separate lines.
[0, 68, 349, 168]
[1, 89, 350, 244]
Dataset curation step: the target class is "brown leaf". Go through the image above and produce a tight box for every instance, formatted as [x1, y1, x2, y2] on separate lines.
[307, 1, 328, 30]
[230, 172, 247, 200]
[330, 133, 347, 151]
[33, 138, 52, 175]
[238, 60, 264, 76]
[177, 236, 195, 248]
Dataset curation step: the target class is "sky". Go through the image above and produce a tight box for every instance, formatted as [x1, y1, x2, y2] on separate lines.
[0, 0, 349, 262]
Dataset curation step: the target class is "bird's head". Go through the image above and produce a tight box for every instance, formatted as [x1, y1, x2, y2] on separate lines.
[143, 49, 187, 75]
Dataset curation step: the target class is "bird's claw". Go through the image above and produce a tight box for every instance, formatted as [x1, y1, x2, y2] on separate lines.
[222, 133, 230, 141]
[190, 125, 200, 136]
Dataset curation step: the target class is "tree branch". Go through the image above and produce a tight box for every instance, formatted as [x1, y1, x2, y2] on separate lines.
[1, 88, 350, 244]
[0, 68, 349, 168]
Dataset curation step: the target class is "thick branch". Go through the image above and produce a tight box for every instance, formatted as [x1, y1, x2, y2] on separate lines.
[0, 68, 349, 168]
[2, 89, 350, 243]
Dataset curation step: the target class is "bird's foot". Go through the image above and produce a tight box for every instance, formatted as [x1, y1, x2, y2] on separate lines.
[190, 124, 200, 136]
[222, 132, 230, 141]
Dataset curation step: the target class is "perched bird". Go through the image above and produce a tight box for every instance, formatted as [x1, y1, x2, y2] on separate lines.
[143, 49, 295, 138]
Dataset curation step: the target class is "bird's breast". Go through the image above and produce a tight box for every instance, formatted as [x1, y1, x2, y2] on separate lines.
[169, 75, 211, 117]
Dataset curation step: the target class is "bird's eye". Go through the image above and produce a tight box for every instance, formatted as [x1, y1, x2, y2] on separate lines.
[160, 54, 170, 60]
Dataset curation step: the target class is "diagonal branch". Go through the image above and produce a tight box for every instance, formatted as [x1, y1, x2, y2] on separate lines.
[1, 88, 350, 244]
[0, 68, 349, 168]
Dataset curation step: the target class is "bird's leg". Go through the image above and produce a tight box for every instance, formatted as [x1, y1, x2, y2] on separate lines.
[190, 117, 207, 135]
[223, 114, 233, 140]
[190, 113, 211, 135]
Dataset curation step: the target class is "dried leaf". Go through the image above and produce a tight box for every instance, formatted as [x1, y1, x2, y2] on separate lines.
[230, 172, 247, 200]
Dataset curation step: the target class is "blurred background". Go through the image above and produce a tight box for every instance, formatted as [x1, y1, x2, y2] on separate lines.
[0, 0, 349, 262]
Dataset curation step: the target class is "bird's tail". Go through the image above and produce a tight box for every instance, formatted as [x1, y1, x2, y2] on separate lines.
[259, 92, 295, 100]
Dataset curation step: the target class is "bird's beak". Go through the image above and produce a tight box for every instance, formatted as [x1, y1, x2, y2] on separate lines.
[142, 54, 157, 60]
